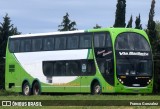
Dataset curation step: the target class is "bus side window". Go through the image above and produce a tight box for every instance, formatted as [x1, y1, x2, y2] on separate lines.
[20, 39, 31, 52]
[106, 59, 114, 75]
[32, 38, 42, 51]
[43, 37, 54, 51]
[67, 35, 79, 49]
[79, 34, 92, 49]
[53, 62, 65, 76]
[9, 39, 20, 53]
[43, 62, 53, 77]
[55, 36, 66, 50]
[94, 32, 112, 48]
[66, 61, 80, 76]
[87, 60, 96, 75]
[97, 59, 113, 76]
[97, 60, 105, 74]
[94, 33, 106, 48]
[81, 60, 95, 76]
[106, 33, 112, 47]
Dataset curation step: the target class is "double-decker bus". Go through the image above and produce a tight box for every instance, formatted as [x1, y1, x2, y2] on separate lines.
[5, 28, 153, 95]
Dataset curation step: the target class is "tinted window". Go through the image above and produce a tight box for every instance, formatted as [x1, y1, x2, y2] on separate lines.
[137, 60, 152, 76]
[66, 61, 80, 76]
[42, 60, 95, 76]
[55, 36, 66, 50]
[117, 59, 152, 76]
[20, 39, 31, 52]
[134, 34, 150, 51]
[43, 62, 53, 76]
[81, 60, 95, 76]
[32, 38, 42, 51]
[53, 62, 65, 76]
[43, 37, 54, 51]
[67, 35, 79, 49]
[94, 33, 106, 48]
[97, 59, 114, 75]
[106, 33, 112, 47]
[94, 33, 112, 48]
[9, 39, 20, 53]
[80, 34, 92, 48]
[116, 33, 150, 51]
[117, 60, 135, 75]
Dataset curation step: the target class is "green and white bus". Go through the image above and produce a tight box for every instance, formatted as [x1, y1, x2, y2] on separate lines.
[5, 28, 153, 95]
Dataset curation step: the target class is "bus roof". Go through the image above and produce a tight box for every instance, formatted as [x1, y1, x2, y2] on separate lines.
[10, 30, 85, 38]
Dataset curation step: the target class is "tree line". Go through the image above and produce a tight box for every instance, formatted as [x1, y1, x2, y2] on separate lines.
[0, 0, 160, 90]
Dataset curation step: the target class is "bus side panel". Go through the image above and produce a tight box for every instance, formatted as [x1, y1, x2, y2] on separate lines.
[5, 49, 34, 92]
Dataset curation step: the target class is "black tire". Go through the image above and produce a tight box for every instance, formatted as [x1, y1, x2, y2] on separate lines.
[22, 82, 31, 96]
[32, 82, 41, 95]
[91, 82, 101, 95]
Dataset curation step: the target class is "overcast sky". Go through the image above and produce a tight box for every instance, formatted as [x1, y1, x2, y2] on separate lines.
[0, 0, 159, 34]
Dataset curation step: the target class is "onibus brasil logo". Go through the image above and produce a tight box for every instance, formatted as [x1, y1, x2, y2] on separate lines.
[2, 101, 42, 106]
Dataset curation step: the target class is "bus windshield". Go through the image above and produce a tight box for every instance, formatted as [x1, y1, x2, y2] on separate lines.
[116, 33, 150, 51]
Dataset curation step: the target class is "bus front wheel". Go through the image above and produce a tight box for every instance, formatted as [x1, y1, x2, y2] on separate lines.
[91, 82, 101, 95]
[22, 82, 31, 96]
[32, 82, 41, 95]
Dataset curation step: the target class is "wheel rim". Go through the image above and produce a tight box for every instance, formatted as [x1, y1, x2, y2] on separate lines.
[34, 85, 39, 95]
[95, 85, 100, 94]
[24, 85, 30, 95]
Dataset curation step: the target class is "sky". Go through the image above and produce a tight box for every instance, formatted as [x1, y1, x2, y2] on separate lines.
[0, 0, 159, 34]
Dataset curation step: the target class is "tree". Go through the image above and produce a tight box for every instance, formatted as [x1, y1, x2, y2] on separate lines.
[58, 13, 77, 31]
[155, 21, 160, 40]
[135, 14, 142, 29]
[155, 21, 160, 34]
[126, 15, 133, 28]
[146, 0, 156, 54]
[0, 14, 21, 89]
[114, 0, 126, 27]
[93, 24, 101, 29]
[147, 0, 156, 38]
[0, 14, 21, 57]
[146, 0, 159, 93]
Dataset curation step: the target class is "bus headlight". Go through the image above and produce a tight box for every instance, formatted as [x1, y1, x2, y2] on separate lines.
[147, 80, 151, 84]
[118, 78, 124, 84]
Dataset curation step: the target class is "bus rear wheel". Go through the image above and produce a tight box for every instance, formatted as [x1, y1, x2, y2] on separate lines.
[32, 82, 41, 95]
[91, 82, 101, 95]
[22, 82, 31, 96]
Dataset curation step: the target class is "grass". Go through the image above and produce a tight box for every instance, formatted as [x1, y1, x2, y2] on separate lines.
[0, 91, 160, 109]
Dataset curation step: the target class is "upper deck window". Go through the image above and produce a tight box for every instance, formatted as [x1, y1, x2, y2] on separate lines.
[20, 39, 31, 52]
[32, 38, 42, 51]
[55, 36, 66, 50]
[94, 32, 112, 48]
[9, 39, 20, 53]
[43, 37, 54, 51]
[115, 33, 150, 51]
[67, 35, 79, 49]
[79, 33, 92, 48]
